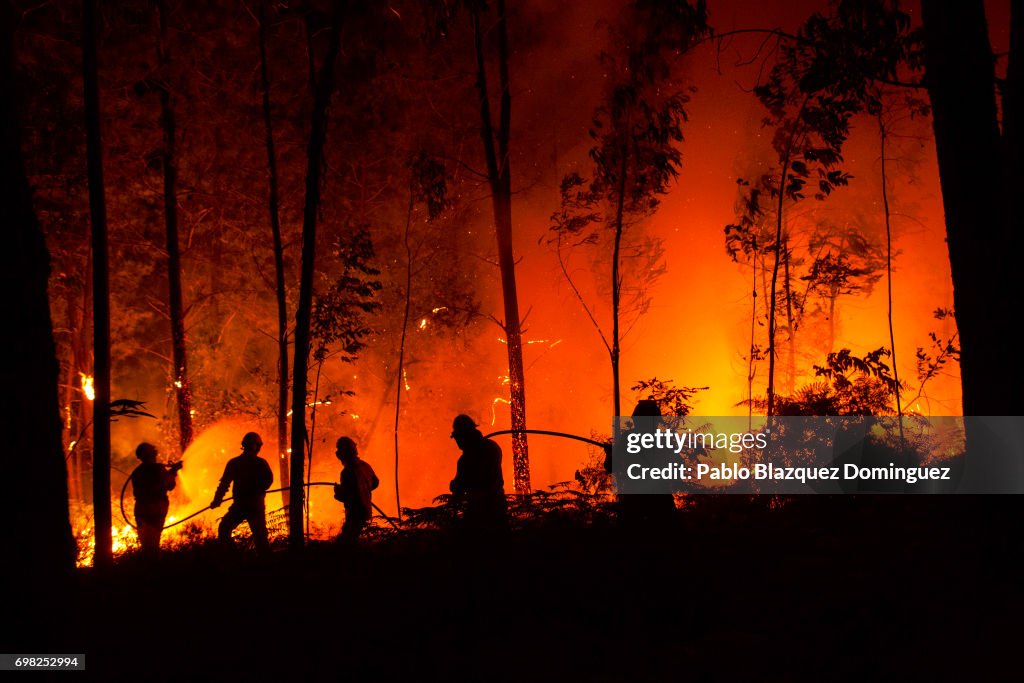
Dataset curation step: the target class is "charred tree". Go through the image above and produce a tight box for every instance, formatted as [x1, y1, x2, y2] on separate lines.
[921, 1, 1022, 416]
[290, 0, 344, 548]
[470, 0, 530, 494]
[154, 0, 193, 452]
[2, 0, 76, 583]
[258, 0, 290, 506]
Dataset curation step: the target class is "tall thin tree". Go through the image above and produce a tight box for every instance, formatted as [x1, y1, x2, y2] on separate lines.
[82, 0, 112, 567]
[154, 0, 193, 452]
[470, 0, 530, 494]
[290, 0, 344, 548]
[258, 0, 290, 505]
[877, 108, 903, 439]
[550, 0, 707, 418]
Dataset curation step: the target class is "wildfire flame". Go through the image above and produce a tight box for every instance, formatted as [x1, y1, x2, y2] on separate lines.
[80, 373, 95, 401]
[491, 397, 510, 425]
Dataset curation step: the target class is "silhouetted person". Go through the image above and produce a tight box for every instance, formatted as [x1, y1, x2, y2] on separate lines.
[449, 414, 507, 531]
[618, 400, 676, 527]
[129, 442, 181, 559]
[211, 432, 273, 554]
[333, 436, 379, 546]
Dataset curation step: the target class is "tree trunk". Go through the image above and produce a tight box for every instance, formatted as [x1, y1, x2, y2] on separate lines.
[766, 158, 792, 417]
[879, 110, 904, 442]
[394, 192, 414, 521]
[258, 0, 290, 507]
[767, 103, 808, 416]
[782, 237, 796, 394]
[290, 0, 344, 548]
[82, 0, 112, 568]
[921, 1, 1021, 417]
[472, 0, 530, 494]
[155, 0, 193, 452]
[610, 152, 629, 419]
[1, 0, 77, 584]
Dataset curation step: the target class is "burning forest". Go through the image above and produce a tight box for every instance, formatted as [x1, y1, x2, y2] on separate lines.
[4, 0, 1021, 679]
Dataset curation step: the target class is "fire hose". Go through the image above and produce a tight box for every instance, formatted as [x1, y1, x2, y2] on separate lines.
[118, 479, 399, 532]
[118, 429, 607, 535]
[483, 429, 610, 450]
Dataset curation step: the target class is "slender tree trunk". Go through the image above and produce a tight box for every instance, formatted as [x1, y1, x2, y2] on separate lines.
[290, 0, 343, 548]
[767, 104, 807, 416]
[81, 0, 112, 568]
[767, 161, 791, 417]
[878, 110, 904, 443]
[611, 153, 628, 419]
[472, 0, 530, 493]
[921, 1, 1019, 418]
[62, 289, 84, 502]
[154, 0, 193, 452]
[76, 253, 93, 504]
[782, 237, 796, 394]
[748, 243, 758, 427]
[258, 0, 290, 506]
[827, 292, 837, 354]
[393, 192, 414, 522]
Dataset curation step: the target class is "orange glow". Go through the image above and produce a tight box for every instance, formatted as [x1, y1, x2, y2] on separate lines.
[80, 373, 95, 401]
[56, 2, 964, 531]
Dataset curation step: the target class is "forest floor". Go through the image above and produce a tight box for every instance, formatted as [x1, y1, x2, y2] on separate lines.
[19, 496, 1022, 681]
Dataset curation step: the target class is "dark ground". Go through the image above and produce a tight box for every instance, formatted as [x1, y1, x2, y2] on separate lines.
[11, 496, 1022, 681]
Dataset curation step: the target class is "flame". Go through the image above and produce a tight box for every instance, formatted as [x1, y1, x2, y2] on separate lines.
[80, 373, 95, 401]
[490, 397, 510, 425]
[403, 368, 411, 392]
[431, 306, 448, 314]
[74, 522, 140, 567]
[419, 318, 428, 330]
[286, 400, 333, 416]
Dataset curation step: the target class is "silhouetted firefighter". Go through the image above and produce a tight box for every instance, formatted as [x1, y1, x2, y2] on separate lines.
[129, 442, 181, 559]
[211, 432, 274, 554]
[449, 414, 508, 531]
[333, 436, 379, 546]
[617, 400, 675, 527]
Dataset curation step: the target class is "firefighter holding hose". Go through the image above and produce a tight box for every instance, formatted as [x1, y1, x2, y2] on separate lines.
[129, 442, 182, 559]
